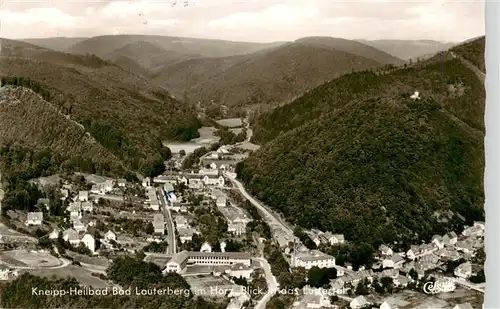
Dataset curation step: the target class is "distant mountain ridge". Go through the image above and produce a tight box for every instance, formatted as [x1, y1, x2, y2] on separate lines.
[357, 39, 456, 61]
[152, 36, 401, 112]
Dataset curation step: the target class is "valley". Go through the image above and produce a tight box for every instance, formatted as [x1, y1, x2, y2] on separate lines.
[0, 17, 486, 309]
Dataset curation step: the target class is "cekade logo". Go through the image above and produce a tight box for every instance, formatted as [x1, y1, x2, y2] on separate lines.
[422, 279, 456, 294]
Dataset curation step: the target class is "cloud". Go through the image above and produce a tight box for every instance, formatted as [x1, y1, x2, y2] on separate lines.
[0, 0, 485, 42]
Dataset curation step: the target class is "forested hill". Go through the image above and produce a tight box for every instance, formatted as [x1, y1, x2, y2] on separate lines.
[0, 38, 200, 178]
[238, 48, 485, 250]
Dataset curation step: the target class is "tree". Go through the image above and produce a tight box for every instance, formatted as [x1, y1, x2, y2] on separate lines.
[355, 279, 369, 295]
[145, 222, 154, 235]
[380, 277, 394, 294]
[307, 266, 337, 288]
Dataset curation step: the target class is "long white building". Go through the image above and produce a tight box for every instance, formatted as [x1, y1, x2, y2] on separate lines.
[293, 249, 336, 270]
[164, 251, 251, 273]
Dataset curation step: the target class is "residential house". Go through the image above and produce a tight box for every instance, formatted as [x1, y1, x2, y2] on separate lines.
[432, 235, 444, 249]
[454, 262, 472, 279]
[442, 232, 458, 246]
[67, 202, 82, 220]
[82, 201, 93, 212]
[117, 179, 126, 187]
[350, 296, 369, 309]
[178, 227, 195, 243]
[78, 191, 89, 202]
[322, 232, 344, 245]
[294, 250, 336, 269]
[382, 253, 404, 269]
[456, 240, 475, 255]
[81, 234, 96, 253]
[435, 247, 461, 261]
[379, 244, 393, 257]
[164, 183, 175, 193]
[462, 225, 484, 237]
[25, 212, 43, 226]
[227, 293, 250, 309]
[416, 253, 440, 271]
[150, 199, 160, 211]
[330, 278, 346, 293]
[73, 219, 86, 232]
[227, 263, 254, 279]
[104, 230, 117, 242]
[216, 196, 227, 207]
[174, 216, 189, 229]
[153, 214, 165, 235]
[0, 265, 10, 280]
[380, 301, 398, 309]
[379, 269, 399, 279]
[63, 228, 80, 245]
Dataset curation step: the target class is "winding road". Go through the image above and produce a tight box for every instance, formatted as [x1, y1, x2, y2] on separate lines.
[224, 172, 295, 240]
[253, 257, 279, 309]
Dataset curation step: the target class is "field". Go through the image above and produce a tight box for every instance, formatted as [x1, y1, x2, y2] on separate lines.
[378, 289, 483, 309]
[0, 223, 28, 237]
[165, 126, 220, 154]
[215, 118, 243, 128]
[28, 265, 111, 289]
[0, 249, 61, 268]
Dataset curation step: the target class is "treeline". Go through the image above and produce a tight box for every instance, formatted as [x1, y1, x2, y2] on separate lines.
[214, 127, 247, 145]
[182, 147, 210, 169]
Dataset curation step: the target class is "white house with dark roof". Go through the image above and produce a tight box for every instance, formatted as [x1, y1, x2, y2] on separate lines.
[73, 219, 86, 232]
[350, 296, 369, 309]
[153, 214, 165, 235]
[63, 228, 80, 245]
[25, 212, 43, 226]
[117, 179, 126, 187]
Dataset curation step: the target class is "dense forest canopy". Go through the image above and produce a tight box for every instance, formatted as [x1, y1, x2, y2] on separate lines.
[239, 48, 485, 251]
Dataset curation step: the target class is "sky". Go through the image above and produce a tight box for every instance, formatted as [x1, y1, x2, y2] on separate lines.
[0, 0, 485, 43]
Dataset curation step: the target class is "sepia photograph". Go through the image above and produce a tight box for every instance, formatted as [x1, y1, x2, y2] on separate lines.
[0, 0, 489, 308]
